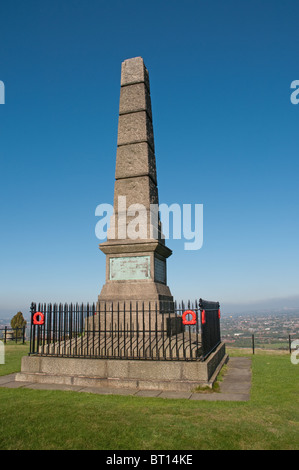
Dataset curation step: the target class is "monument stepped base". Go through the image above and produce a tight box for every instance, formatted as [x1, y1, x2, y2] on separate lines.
[16, 342, 227, 391]
[37, 332, 201, 360]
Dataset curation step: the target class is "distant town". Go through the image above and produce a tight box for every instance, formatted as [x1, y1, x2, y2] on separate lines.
[221, 309, 299, 350]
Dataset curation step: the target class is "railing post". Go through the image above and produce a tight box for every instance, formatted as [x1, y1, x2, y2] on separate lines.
[30, 302, 36, 354]
[252, 334, 255, 354]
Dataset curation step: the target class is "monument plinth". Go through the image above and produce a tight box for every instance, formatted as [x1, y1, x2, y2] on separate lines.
[98, 57, 173, 308]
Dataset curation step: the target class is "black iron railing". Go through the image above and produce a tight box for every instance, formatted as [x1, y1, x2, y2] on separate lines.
[0, 327, 26, 344]
[29, 299, 221, 361]
[199, 299, 221, 360]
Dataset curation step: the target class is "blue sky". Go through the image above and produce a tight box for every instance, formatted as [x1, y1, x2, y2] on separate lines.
[0, 0, 298, 318]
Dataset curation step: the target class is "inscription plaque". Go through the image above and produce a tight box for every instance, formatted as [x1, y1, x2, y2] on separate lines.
[154, 257, 166, 283]
[110, 256, 151, 281]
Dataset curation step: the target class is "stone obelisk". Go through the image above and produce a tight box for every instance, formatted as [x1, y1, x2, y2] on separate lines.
[98, 57, 173, 307]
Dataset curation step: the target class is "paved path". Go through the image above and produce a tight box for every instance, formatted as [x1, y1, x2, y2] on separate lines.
[0, 357, 251, 401]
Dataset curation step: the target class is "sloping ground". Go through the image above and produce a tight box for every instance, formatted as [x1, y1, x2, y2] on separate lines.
[37, 332, 202, 360]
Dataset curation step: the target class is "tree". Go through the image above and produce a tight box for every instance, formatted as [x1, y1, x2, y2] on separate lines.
[11, 311, 27, 337]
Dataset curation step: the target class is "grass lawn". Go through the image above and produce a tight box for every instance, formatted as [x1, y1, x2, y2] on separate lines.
[0, 343, 29, 376]
[0, 345, 298, 450]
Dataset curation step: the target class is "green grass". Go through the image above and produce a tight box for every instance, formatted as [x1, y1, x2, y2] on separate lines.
[0, 343, 29, 376]
[0, 345, 298, 450]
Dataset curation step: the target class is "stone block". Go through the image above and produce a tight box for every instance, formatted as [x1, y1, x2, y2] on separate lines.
[117, 111, 154, 150]
[121, 57, 150, 90]
[98, 277, 173, 304]
[128, 360, 182, 381]
[181, 362, 208, 382]
[114, 176, 158, 209]
[107, 360, 129, 378]
[39, 357, 107, 377]
[20, 355, 41, 373]
[115, 142, 157, 183]
[119, 83, 152, 118]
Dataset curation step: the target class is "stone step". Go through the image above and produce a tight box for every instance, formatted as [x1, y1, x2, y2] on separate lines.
[38, 333, 202, 360]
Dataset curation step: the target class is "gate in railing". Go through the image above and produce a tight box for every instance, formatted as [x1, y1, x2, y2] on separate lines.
[199, 299, 221, 360]
[29, 298, 221, 361]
